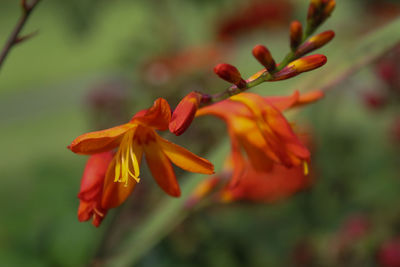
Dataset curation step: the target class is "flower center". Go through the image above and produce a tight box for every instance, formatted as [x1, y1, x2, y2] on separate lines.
[114, 128, 141, 187]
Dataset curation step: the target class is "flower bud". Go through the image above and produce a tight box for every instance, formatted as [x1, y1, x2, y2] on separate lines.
[323, 0, 336, 19]
[307, 0, 336, 30]
[169, 91, 202, 136]
[295, 30, 335, 57]
[290, 21, 303, 50]
[273, 54, 327, 81]
[214, 63, 247, 89]
[252, 45, 276, 71]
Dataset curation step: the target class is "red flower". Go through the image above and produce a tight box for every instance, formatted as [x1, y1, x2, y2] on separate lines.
[69, 98, 214, 213]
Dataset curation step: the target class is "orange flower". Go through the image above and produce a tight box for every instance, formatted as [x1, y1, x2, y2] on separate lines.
[69, 98, 214, 210]
[196, 90, 323, 185]
[186, 157, 312, 207]
[77, 151, 113, 227]
[186, 131, 314, 206]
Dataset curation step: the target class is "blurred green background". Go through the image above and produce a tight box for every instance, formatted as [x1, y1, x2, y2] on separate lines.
[1, 0, 400, 266]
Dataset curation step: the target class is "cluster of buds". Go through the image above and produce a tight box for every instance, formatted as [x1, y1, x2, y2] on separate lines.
[211, 5, 335, 96]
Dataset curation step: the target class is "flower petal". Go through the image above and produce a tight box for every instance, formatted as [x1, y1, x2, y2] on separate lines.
[144, 139, 181, 197]
[226, 132, 246, 188]
[132, 98, 171, 130]
[264, 90, 300, 111]
[78, 152, 114, 201]
[294, 90, 324, 107]
[69, 123, 134, 155]
[196, 99, 250, 119]
[156, 135, 214, 174]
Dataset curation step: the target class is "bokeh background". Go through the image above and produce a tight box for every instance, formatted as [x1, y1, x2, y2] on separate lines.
[1, 0, 400, 266]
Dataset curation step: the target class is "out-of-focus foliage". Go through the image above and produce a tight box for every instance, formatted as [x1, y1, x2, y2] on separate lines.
[1, 0, 400, 266]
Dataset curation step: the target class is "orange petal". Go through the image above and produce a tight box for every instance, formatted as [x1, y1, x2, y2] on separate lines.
[132, 98, 171, 130]
[196, 99, 250, 119]
[237, 131, 274, 173]
[101, 156, 138, 209]
[156, 135, 214, 174]
[78, 152, 114, 201]
[144, 139, 181, 197]
[227, 132, 246, 188]
[264, 90, 300, 111]
[69, 123, 134, 155]
[294, 90, 324, 107]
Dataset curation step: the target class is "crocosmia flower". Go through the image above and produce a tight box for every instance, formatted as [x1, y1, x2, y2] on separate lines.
[69, 98, 214, 211]
[186, 157, 312, 207]
[196, 90, 323, 185]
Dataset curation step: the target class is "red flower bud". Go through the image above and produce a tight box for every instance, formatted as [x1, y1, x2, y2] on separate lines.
[290, 21, 303, 50]
[323, 0, 336, 18]
[295, 30, 335, 57]
[252, 45, 276, 71]
[169, 92, 202, 136]
[273, 54, 327, 81]
[214, 63, 247, 89]
[307, 0, 336, 30]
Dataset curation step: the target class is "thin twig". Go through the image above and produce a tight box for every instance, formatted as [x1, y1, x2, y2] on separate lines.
[0, 0, 41, 71]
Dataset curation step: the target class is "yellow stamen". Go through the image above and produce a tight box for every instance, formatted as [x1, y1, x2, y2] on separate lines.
[303, 161, 309, 176]
[114, 128, 141, 186]
[94, 208, 105, 217]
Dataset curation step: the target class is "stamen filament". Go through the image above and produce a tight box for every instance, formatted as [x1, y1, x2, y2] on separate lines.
[113, 128, 141, 186]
